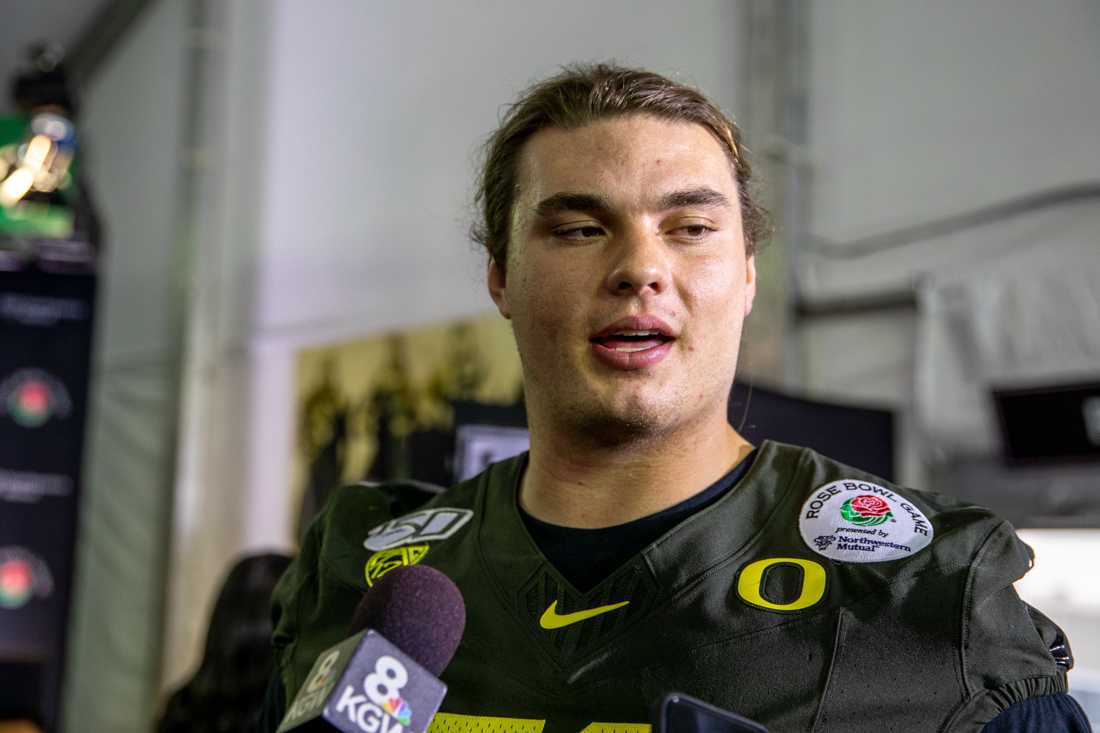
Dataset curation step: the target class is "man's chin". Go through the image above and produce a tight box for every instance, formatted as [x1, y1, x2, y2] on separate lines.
[562, 398, 677, 446]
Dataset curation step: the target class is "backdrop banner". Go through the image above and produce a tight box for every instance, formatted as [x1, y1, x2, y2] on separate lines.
[0, 267, 96, 729]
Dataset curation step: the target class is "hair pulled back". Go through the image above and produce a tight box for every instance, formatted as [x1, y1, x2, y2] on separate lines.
[472, 63, 770, 271]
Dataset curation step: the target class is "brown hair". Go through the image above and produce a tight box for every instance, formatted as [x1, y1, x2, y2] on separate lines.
[472, 63, 770, 271]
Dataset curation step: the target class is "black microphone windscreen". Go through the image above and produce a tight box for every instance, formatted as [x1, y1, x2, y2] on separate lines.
[348, 565, 465, 676]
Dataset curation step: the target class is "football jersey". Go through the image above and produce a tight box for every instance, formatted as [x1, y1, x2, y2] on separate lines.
[270, 440, 1069, 733]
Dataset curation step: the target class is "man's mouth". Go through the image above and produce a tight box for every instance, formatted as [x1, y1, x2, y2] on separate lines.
[589, 316, 677, 369]
[589, 330, 673, 353]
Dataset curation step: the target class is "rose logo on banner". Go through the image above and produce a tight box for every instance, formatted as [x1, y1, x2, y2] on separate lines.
[0, 369, 71, 428]
[0, 547, 54, 609]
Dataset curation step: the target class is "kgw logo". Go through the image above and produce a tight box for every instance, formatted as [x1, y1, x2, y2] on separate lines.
[333, 655, 413, 733]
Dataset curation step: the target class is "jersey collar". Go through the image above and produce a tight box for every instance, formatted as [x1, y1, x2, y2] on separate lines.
[477, 439, 806, 603]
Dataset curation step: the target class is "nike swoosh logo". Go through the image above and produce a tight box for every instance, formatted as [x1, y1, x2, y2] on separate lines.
[539, 599, 630, 630]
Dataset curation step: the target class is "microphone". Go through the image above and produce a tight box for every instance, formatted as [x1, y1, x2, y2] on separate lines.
[278, 565, 466, 733]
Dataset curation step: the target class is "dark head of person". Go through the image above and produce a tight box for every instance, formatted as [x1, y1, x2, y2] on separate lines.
[156, 552, 292, 733]
[0, 659, 43, 732]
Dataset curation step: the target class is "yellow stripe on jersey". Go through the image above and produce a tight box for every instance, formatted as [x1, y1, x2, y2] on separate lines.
[427, 715, 650, 733]
[429, 713, 545, 733]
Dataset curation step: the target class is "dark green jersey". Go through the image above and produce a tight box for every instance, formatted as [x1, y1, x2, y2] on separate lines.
[271, 440, 1068, 733]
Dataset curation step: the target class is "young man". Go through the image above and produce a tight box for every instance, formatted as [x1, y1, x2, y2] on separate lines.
[260, 65, 1088, 732]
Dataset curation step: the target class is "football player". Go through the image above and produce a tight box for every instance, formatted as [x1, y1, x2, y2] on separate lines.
[258, 64, 1089, 732]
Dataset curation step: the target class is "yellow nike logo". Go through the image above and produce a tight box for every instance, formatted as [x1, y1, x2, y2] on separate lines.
[539, 599, 630, 629]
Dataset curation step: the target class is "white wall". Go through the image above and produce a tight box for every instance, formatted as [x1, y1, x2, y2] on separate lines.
[164, 0, 746, 693]
[62, 0, 190, 730]
[807, 0, 1100, 249]
[798, 0, 1100, 415]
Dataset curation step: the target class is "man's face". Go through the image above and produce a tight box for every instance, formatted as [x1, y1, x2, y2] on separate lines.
[489, 114, 756, 440]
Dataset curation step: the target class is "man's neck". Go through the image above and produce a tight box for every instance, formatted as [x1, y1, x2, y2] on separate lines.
[518, 415, 753, 529]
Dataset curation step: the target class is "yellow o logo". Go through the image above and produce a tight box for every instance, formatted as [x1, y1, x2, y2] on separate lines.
[736, 557, 827, 612]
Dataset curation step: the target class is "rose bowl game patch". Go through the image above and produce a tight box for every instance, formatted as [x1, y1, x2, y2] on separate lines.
[799, 479, 933, 563]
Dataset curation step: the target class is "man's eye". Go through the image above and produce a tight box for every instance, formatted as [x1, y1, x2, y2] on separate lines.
[672, 224, 716, 240]
[555, 225, 605, 240]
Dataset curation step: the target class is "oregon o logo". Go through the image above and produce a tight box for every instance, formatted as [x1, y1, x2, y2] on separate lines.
[736, 557, 827, 612]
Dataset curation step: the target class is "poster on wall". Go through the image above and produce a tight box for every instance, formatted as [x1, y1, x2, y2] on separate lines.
[293, 313, 525, 539]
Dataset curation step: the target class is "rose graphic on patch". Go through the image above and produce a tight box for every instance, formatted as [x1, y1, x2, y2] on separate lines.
[840, 495, 893, 527]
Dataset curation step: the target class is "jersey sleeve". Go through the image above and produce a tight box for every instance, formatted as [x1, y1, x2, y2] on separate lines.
[981, 694, 1092, 732]
[269, 482, 401, 702]
[269, 496, 326, 702]
[952, 520, 1070, 728]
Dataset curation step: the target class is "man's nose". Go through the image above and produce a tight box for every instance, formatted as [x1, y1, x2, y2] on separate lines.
[603, 229, 670, 297]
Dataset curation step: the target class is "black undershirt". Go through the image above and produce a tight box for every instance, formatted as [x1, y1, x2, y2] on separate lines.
[519, 450, 758, 593]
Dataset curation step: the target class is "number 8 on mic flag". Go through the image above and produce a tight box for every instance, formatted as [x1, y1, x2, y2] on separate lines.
[278, 630, 448, 733]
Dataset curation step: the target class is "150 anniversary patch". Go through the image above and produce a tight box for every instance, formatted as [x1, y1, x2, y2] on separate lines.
[798, 480, 933, 563]
[364, 507, 473, 551]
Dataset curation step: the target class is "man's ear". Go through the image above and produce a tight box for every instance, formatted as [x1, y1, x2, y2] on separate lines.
[743, 254, 757, 317]
[488, 258, 511, 319]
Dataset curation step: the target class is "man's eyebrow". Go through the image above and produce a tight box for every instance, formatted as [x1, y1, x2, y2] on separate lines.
[531, 187, 731, 219]
[658, 187, 731, 210]
[533, 192, 612, 218]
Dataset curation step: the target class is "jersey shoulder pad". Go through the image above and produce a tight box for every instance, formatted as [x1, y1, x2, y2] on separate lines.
[781, 441, 1007, 571]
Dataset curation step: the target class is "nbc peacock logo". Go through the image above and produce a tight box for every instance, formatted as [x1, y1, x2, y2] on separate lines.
[839, 495, 893, 527]
[0, 369, 71, 428]
[0, 547, 53, 609]
[364, 655, 413, 727]
[383, 696, 412, 727]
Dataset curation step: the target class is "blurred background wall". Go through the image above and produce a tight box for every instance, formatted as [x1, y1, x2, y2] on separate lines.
[0, 1, 1095, 730]
[59, 1, 191, 729]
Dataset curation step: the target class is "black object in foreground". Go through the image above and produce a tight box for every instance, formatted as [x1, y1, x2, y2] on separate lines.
[278, 566, 466, 733]
[656, 693, 769, 733]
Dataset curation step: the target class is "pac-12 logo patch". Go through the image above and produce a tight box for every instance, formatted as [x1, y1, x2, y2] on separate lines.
[365, 544, 429, 586]
[799, 480, 933, 563]
[364, 508, 473, 551]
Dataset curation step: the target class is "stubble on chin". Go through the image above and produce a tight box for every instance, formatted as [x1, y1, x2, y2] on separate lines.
[536, 374, 688, 450]
[517, 334, 711, 450]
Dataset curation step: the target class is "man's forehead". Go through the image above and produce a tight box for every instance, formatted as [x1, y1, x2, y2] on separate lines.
[514, 115, 738, 210]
